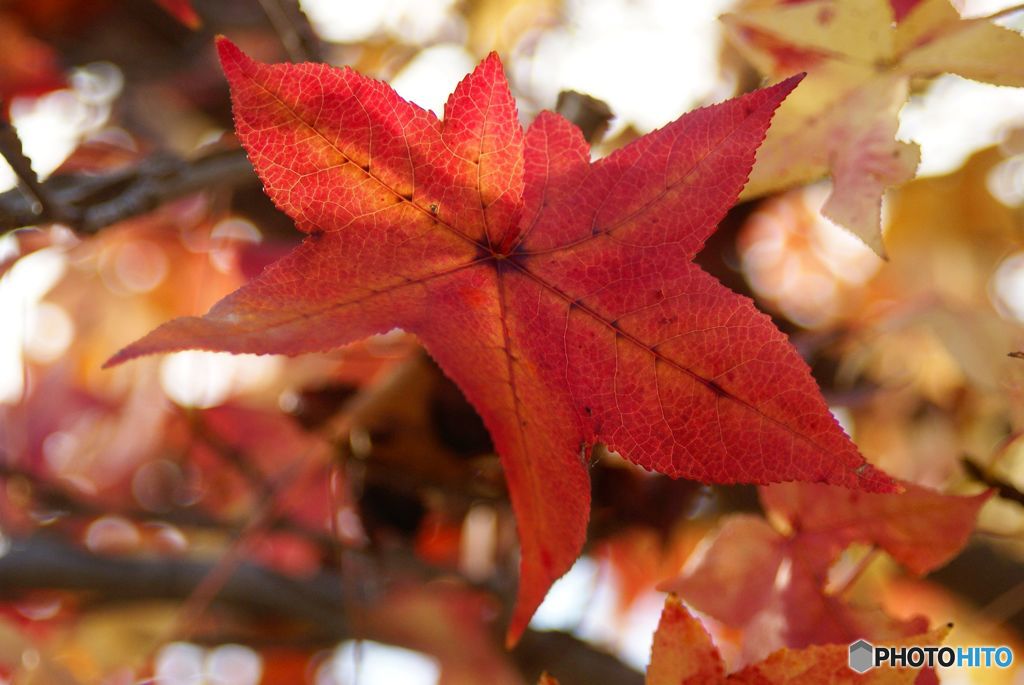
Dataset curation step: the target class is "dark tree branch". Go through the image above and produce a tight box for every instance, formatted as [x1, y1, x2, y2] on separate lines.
[0, 535, 348, 630]
[556, 91, 614, 145]
[0, 147, 257, 235]
[0, 535, 642, 685]
[962, 457, 1024, 508]
[256, 0, 323, 63]
[515, 630, 643, 685]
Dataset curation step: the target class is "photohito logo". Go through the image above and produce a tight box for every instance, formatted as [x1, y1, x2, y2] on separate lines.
[848, 640, 1014, 672]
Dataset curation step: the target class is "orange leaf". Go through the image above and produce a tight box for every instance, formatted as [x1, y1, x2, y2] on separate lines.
[727, 625, 950, 684]
[647, 596, 726, 685]
[759, 481, 992, 575]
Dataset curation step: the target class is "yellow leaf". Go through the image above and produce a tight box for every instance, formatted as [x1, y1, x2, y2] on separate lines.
[725, 0, 1024, 256]
[898, 20, 1024, 86]
[723, 0, 893, 64]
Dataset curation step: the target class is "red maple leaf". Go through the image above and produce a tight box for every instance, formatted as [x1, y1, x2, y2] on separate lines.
[106, 38, 897, 643]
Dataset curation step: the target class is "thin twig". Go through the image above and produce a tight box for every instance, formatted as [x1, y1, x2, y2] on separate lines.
[256, 0, 321, 63]
[978, 578, 1024, 629]
[983, 3, 1024, 23]
[830, 547, 880, 597]
[167, 439, 326, 643]
[961, 457, 1024, 508]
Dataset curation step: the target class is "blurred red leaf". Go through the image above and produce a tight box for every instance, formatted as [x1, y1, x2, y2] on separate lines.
[759, 481, 992, 575]
[663, 483, 988, 660]
[0, 13, 63, 105]
[190, 404, 334, 533]
[152, 0, 200, 29]
[669, 513, 905, 663]
[597, 525, 705, 617]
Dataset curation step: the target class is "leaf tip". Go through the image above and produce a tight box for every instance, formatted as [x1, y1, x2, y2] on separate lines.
[482, 50, 504, 69]
[505, 565, 561, 648]
[102, 315, 210, 370]
[504, 632, 518, 650]
[102, 344, 142, 369]
[473, 51, 511, 88]
[215, 36, 252, 76]
[214, 34, 235, 53]
[775, 72, 807, 97]
[504, 622, 525, 650]
[505, 599, 534, 648]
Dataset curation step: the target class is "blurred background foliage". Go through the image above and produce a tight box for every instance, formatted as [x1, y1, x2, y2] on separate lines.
[1, 0, 1024, 683]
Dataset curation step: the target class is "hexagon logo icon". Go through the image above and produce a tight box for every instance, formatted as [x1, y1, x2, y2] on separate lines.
[849, 639, 875, 673]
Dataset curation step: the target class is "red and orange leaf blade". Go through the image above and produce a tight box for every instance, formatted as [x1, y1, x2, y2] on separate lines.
[107, 39, 896, 643]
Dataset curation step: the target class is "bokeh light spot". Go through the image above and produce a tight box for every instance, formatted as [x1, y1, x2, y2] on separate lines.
[991, 251, 1024, 322]
[154, 642, 205, 685]
[739, 186, 881, 329]
[84, 515, 141, 554]
[159, 351, 283, 409]
[323, 640, 440, 685]
[206, 644, 263, 685]
[112, 240, 168, 293]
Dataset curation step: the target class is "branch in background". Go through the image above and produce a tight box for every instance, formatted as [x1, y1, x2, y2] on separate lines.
[516, 630, 643, 685]
[3, 423, 606, 678]
[0, 147, 256, 236]
[190, 412, 283, 498]
[256, 0, 323, 63]
[0, 535, 643, 685]
[0, 535, 348, 631]
[556, 91, 614, 145]
[0, 116, 65, 225]
[961, 457, 1024, 508]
